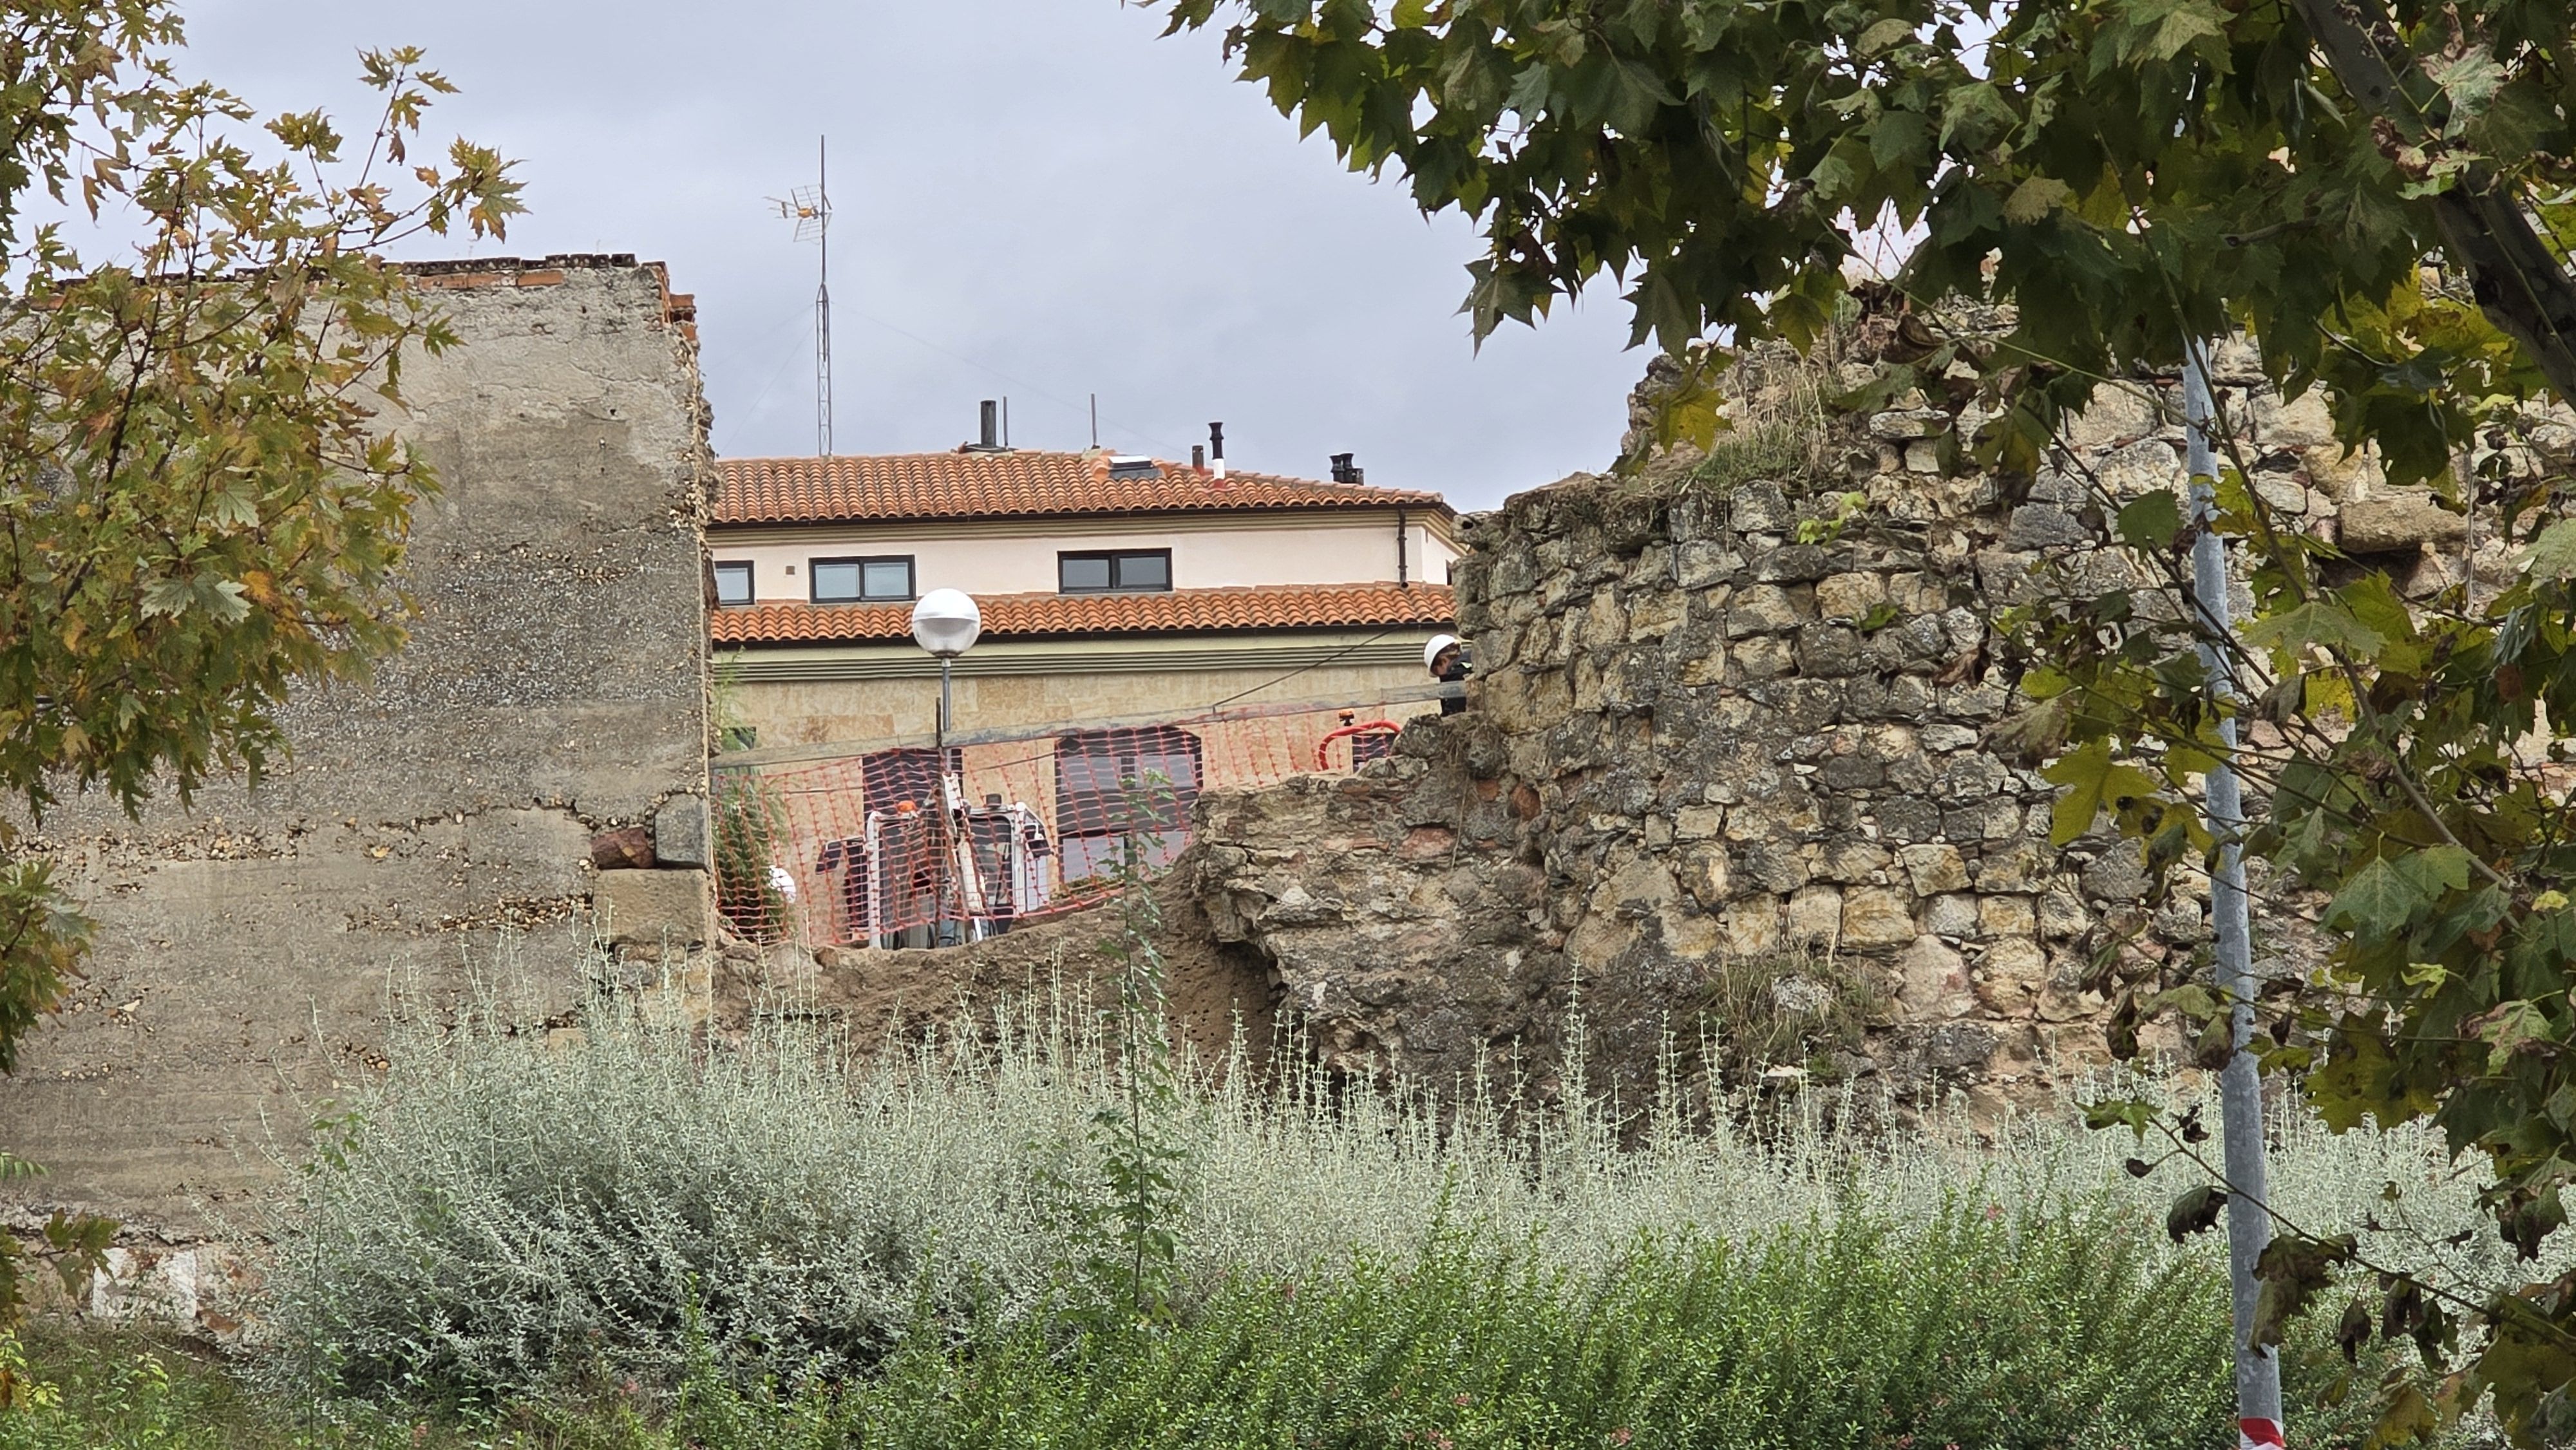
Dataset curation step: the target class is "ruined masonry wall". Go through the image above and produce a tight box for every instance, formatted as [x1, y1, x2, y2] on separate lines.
[1186, 342, 2481, 1116]
[2, 258, 715, 1243]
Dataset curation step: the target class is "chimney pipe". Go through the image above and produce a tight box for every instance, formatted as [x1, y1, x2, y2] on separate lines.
[978, 400, 998, 450]
[1330, 452, 1358, 485]
[1191, 444, 1206, 471]
[1209, 421, 1226, 481]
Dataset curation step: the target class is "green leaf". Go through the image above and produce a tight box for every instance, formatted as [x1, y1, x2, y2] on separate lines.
[2526, 519, 2576, 581]
[2115, 490, 2183, 550]
[2241, 601, 2388, 663]
[2327, 856, 2425, 939]
[2040, 740, 2161, 845]
[2083, 1096, 2160, 1134]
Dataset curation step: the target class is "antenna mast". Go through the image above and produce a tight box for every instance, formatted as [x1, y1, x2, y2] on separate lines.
[772, 137, 835, 456]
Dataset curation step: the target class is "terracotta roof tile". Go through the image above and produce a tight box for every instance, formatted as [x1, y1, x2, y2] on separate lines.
[711, 451, 1448, 526]
[710, 583, 1457, 646]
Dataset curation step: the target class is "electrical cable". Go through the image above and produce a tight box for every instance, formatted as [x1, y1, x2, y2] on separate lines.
[1198, 622, 1415, 712]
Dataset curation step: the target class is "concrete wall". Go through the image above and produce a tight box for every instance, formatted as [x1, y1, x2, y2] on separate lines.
[1, 256, 713, 1235]
[709, 512, 1461, 603]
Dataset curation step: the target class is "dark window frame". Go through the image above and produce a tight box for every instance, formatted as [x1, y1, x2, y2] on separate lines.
[1057, 549, 1173, 595]
[810, 554, 916, 605]
[712, 560, 755, 608]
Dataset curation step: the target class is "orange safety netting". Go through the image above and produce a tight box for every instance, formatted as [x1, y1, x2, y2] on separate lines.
[710, 692, 1440, 948]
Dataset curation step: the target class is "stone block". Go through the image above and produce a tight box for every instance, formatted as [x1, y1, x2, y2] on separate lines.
[1724, 900, 1785, 957]
[2254, 389, 2334, 449]
[1975, 937, 2049, 1013]
[2065, 386, 2159, 449]
[1899, 843, 1970, 895]
[1725, 584, 1801, 637]
[1897, 934, 1972, 1017]
[1786, 885, 1844, 944]
[594, 867, 714, 950]
[2340, 489, 2468, 554]
[2092, 438, 2181, 499]
[1840, 886, 1917, 948]
[653, 793, 712, 870]
[591, 825, 655, 871]
[1734, 635, 1795, 679]
[2005, 504, 2091, 550]
[2303, 444, 2383, 501]
[1924, 892, 1980, 938]
[1977, 894, 2037, 938]
[1679, 845, 1731, 908]
[1815, 571, 1888, 623]
[1627, 590, 1687, 640]
[1674, 805, 1726, 840]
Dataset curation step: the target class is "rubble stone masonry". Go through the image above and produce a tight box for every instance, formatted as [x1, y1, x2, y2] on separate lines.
[1185, 338, 2518, 1119]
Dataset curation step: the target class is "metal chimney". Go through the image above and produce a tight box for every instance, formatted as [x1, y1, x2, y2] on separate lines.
[1191, 444, 1206, 471]
[1331, 452, 1365, 485]
[978, 400, 999, 450]
[1209, 422, 1226, 481]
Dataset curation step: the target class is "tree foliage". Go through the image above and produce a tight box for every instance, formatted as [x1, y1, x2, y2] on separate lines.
[1147, 0, 2576, 1440]
[0, 0, 519, 1322]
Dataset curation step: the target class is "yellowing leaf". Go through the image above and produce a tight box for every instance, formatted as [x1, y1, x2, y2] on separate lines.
[1857, 17, 1915, 55]
[2004, 175, 2074, 224]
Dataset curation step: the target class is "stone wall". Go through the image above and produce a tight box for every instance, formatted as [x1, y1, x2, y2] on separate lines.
[2, 256, 715, 1238]
[1184, 337, 2483, 1119]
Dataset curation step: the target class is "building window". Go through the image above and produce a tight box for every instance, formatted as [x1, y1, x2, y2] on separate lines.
[712, 560, 753, 607]
[811, 556, 914, 604]
[1058, 549, 1171, 594]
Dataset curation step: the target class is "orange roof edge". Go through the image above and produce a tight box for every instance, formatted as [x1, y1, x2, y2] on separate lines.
[710, 449, 1452, 527]
[710, 582, 1457, 647]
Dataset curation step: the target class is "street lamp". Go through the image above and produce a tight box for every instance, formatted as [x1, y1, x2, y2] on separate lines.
[909, 588, 981, 945]
[910, 588, 981, 751]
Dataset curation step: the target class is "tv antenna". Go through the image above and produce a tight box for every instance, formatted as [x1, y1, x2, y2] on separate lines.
[770, 136, 833, 455]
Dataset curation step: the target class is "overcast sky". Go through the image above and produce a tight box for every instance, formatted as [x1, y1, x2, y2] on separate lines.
[167, 0, 1649, 512]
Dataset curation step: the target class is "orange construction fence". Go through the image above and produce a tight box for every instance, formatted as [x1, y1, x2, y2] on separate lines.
[709, 689, 1448, 948]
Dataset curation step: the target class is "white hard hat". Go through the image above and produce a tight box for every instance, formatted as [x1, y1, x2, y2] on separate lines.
[1425, 634, 1461, 672]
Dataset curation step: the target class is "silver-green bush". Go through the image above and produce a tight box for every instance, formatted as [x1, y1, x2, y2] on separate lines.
[254, 953, 2514, 1408]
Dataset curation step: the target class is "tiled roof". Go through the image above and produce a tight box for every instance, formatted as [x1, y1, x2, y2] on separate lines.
[711, 451, 1449, 526]
[710, 583, 1457, 646]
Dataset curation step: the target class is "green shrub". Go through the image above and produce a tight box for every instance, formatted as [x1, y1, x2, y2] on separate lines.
[253, 954, 2508, 1442]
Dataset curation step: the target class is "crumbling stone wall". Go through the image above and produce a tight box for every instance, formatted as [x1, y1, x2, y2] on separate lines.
[1188, 337, 2496, 1118]
[2, 256, 715, 1238]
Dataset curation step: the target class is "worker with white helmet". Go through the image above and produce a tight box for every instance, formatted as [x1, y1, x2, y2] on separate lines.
[1425, 633, 1470, 715]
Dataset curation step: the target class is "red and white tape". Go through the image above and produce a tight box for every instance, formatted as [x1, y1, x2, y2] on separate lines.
[2240, 1418, 2285, 1450]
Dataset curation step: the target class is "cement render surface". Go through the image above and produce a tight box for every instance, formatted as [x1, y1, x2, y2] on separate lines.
[3, 265, 712, 1234]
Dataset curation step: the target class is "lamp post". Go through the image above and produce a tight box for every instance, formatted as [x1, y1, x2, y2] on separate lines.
[909, 589, 981, 945]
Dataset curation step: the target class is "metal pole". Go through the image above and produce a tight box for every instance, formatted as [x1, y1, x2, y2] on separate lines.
[2183, 344, 2285, 1450]
[936, 655, 954, 946]
[816, 135, 833, 458]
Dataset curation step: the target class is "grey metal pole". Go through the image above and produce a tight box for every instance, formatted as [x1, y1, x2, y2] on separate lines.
[936, 655, 954, 945]
[937, 656, 952, 754]
[2182, 345, 2286, 1450]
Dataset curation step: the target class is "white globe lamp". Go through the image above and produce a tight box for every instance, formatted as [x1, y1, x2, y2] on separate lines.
[909, 588, 981, 659]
